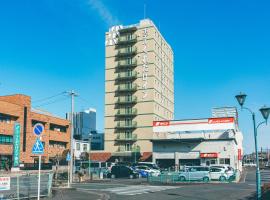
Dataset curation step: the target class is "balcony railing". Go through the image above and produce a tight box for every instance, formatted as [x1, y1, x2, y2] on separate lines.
[116, 121, 137, 129]
[116, 71, 137, 80]
[117, 47, 137, 57]
[117, 35, 137, 44]
[115, 134, 137, 141]
[115, 108, 137, 117]
[119, 26, 137, 33]
[116, 96, 137, 104]
[117, 59, 137, 68]
[116, 84, 137, 92]
[116, 145, 140, 152]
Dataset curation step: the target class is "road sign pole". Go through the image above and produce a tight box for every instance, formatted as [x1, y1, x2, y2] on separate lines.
[67, 160, 70, 188]
[37, 154, 41, 200]
[32, 124, 44, 200]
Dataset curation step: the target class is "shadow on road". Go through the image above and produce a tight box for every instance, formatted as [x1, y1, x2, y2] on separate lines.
[239, 190, 270, 200]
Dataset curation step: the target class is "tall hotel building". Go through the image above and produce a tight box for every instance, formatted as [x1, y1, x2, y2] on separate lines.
[104, 19, 174, 161]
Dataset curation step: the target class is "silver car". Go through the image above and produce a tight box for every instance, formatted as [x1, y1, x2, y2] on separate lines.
[179, 166, 210, 182]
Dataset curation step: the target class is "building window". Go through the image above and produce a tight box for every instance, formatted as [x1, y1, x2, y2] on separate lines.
[76, 143, 80, 151]
[225, 158, 230, 165]
[0, 134, 13, 144]
[83, 144, 88, 152]
[49, 140, 67, 149]
[210, 159, 217, 165]
[0, 114, 13, 124]
[220, 158, 230, 165]
[125, 143, 131, 151]
[50, 124, 67, 133]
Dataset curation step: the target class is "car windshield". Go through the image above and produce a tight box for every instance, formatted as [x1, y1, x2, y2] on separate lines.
[210, 168, 222, 172]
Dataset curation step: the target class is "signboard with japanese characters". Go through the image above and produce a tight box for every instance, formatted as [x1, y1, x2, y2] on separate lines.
[0, 177, 10, 191]
[13, 123, 21, 168]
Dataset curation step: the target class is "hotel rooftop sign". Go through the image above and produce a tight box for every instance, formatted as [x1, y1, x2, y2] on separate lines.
[153, 117, 236, 133]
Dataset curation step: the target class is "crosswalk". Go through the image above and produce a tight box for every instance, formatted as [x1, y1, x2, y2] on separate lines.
[261, 170, 270, 183]
[101, 185, 178, 196]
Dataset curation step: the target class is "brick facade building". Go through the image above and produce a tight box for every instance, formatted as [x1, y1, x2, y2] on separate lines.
[0, 94, 70, 168]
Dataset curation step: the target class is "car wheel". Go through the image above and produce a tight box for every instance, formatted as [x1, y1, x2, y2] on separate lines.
[111, 174, 115, 179]
[219, 176, 226, 182]
[179, 176, 186, 181]
[203, 177, 209, 182]
[129, 174, 134, 179]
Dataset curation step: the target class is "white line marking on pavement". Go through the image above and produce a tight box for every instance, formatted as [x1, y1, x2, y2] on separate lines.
[102, 185, 178, 196]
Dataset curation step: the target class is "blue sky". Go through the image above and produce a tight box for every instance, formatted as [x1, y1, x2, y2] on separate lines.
[0, 0, 270, 153]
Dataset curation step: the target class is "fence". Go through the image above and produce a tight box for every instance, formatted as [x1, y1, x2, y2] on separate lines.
[148, 171, 240, 184]
[20, 163, 53, 170]
[0, 173, 53, 200]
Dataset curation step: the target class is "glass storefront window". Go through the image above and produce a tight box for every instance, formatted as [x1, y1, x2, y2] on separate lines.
[0, 134, 13, 144]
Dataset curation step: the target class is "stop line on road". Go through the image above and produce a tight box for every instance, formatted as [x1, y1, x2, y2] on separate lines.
[101, 185, 178, 196]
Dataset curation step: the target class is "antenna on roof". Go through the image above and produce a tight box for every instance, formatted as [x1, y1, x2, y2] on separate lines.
[144, 4, 147, 19]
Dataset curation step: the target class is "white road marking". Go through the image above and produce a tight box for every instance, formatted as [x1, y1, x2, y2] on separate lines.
[102, 185, 178, 196]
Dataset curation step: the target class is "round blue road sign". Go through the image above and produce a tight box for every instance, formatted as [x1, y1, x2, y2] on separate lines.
[33, 123, 44, 136]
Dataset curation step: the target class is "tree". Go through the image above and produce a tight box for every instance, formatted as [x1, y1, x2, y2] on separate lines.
[80, 152, 89, 161]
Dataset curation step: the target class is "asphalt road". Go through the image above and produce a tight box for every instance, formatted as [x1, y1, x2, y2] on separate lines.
[49, 167, 270, 200]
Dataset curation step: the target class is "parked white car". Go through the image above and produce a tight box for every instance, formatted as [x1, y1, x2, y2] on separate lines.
[211, 165, 235, 177]
[209, 167, 228, 181]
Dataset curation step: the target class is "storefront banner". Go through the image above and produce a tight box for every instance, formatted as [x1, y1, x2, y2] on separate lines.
[13, 123, 21, 168]
[0, 177, 10, 191]
[200, 153, 219, 158]
[238, 149, 242, 160]
[153, 117, 236, 133]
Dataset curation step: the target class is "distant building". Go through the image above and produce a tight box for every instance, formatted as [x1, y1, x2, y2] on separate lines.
[212, 107, 238, 123]
[90, 131, 104, 150]
[67, 108, 96, 140]
[73, 140, 90, 160]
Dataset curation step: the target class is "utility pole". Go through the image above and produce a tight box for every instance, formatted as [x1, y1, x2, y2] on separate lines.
[66, 90, 78, 186]
[88, 133, 92, 179]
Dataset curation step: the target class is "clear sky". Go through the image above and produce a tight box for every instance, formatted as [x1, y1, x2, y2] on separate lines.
[0, 0, 270, 153]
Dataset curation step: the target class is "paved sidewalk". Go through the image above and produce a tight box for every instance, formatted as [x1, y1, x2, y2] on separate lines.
[44, 188, 107, 200]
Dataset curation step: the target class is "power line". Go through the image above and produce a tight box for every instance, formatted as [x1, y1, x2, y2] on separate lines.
[34, 96, 69, 108]
[32, 92, 66, 104]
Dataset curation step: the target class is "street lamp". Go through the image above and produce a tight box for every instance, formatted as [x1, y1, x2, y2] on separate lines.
[235, 93, 270, 200]
[259, 106, 270, 122]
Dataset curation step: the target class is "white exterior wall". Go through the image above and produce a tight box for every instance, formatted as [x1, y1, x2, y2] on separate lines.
[73, 140, 90, 159]
[152, 139, 242, 171]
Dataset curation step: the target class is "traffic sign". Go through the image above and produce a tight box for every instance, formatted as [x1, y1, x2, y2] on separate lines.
[66, 152, 71, 162]
[32, 138, 44, 154]
[33, 123, 44, 136]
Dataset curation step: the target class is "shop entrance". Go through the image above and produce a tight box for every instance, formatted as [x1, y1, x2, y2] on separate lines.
[156, 159, 175, 169]
[179, 159, 201, 167]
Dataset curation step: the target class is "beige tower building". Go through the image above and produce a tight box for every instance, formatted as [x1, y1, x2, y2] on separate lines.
[104, 19, 174, 162]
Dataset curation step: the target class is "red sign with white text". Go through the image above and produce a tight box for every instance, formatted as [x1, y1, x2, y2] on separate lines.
[208, 118, 234, 124]
[238, 149, 242, 160]
[153, 121, 170, 127]
[200, 153, 219, 158]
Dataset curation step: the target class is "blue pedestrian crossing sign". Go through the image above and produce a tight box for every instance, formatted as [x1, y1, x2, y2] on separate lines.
[32, 138, 44, 154]
[66, 152, 71, 161]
